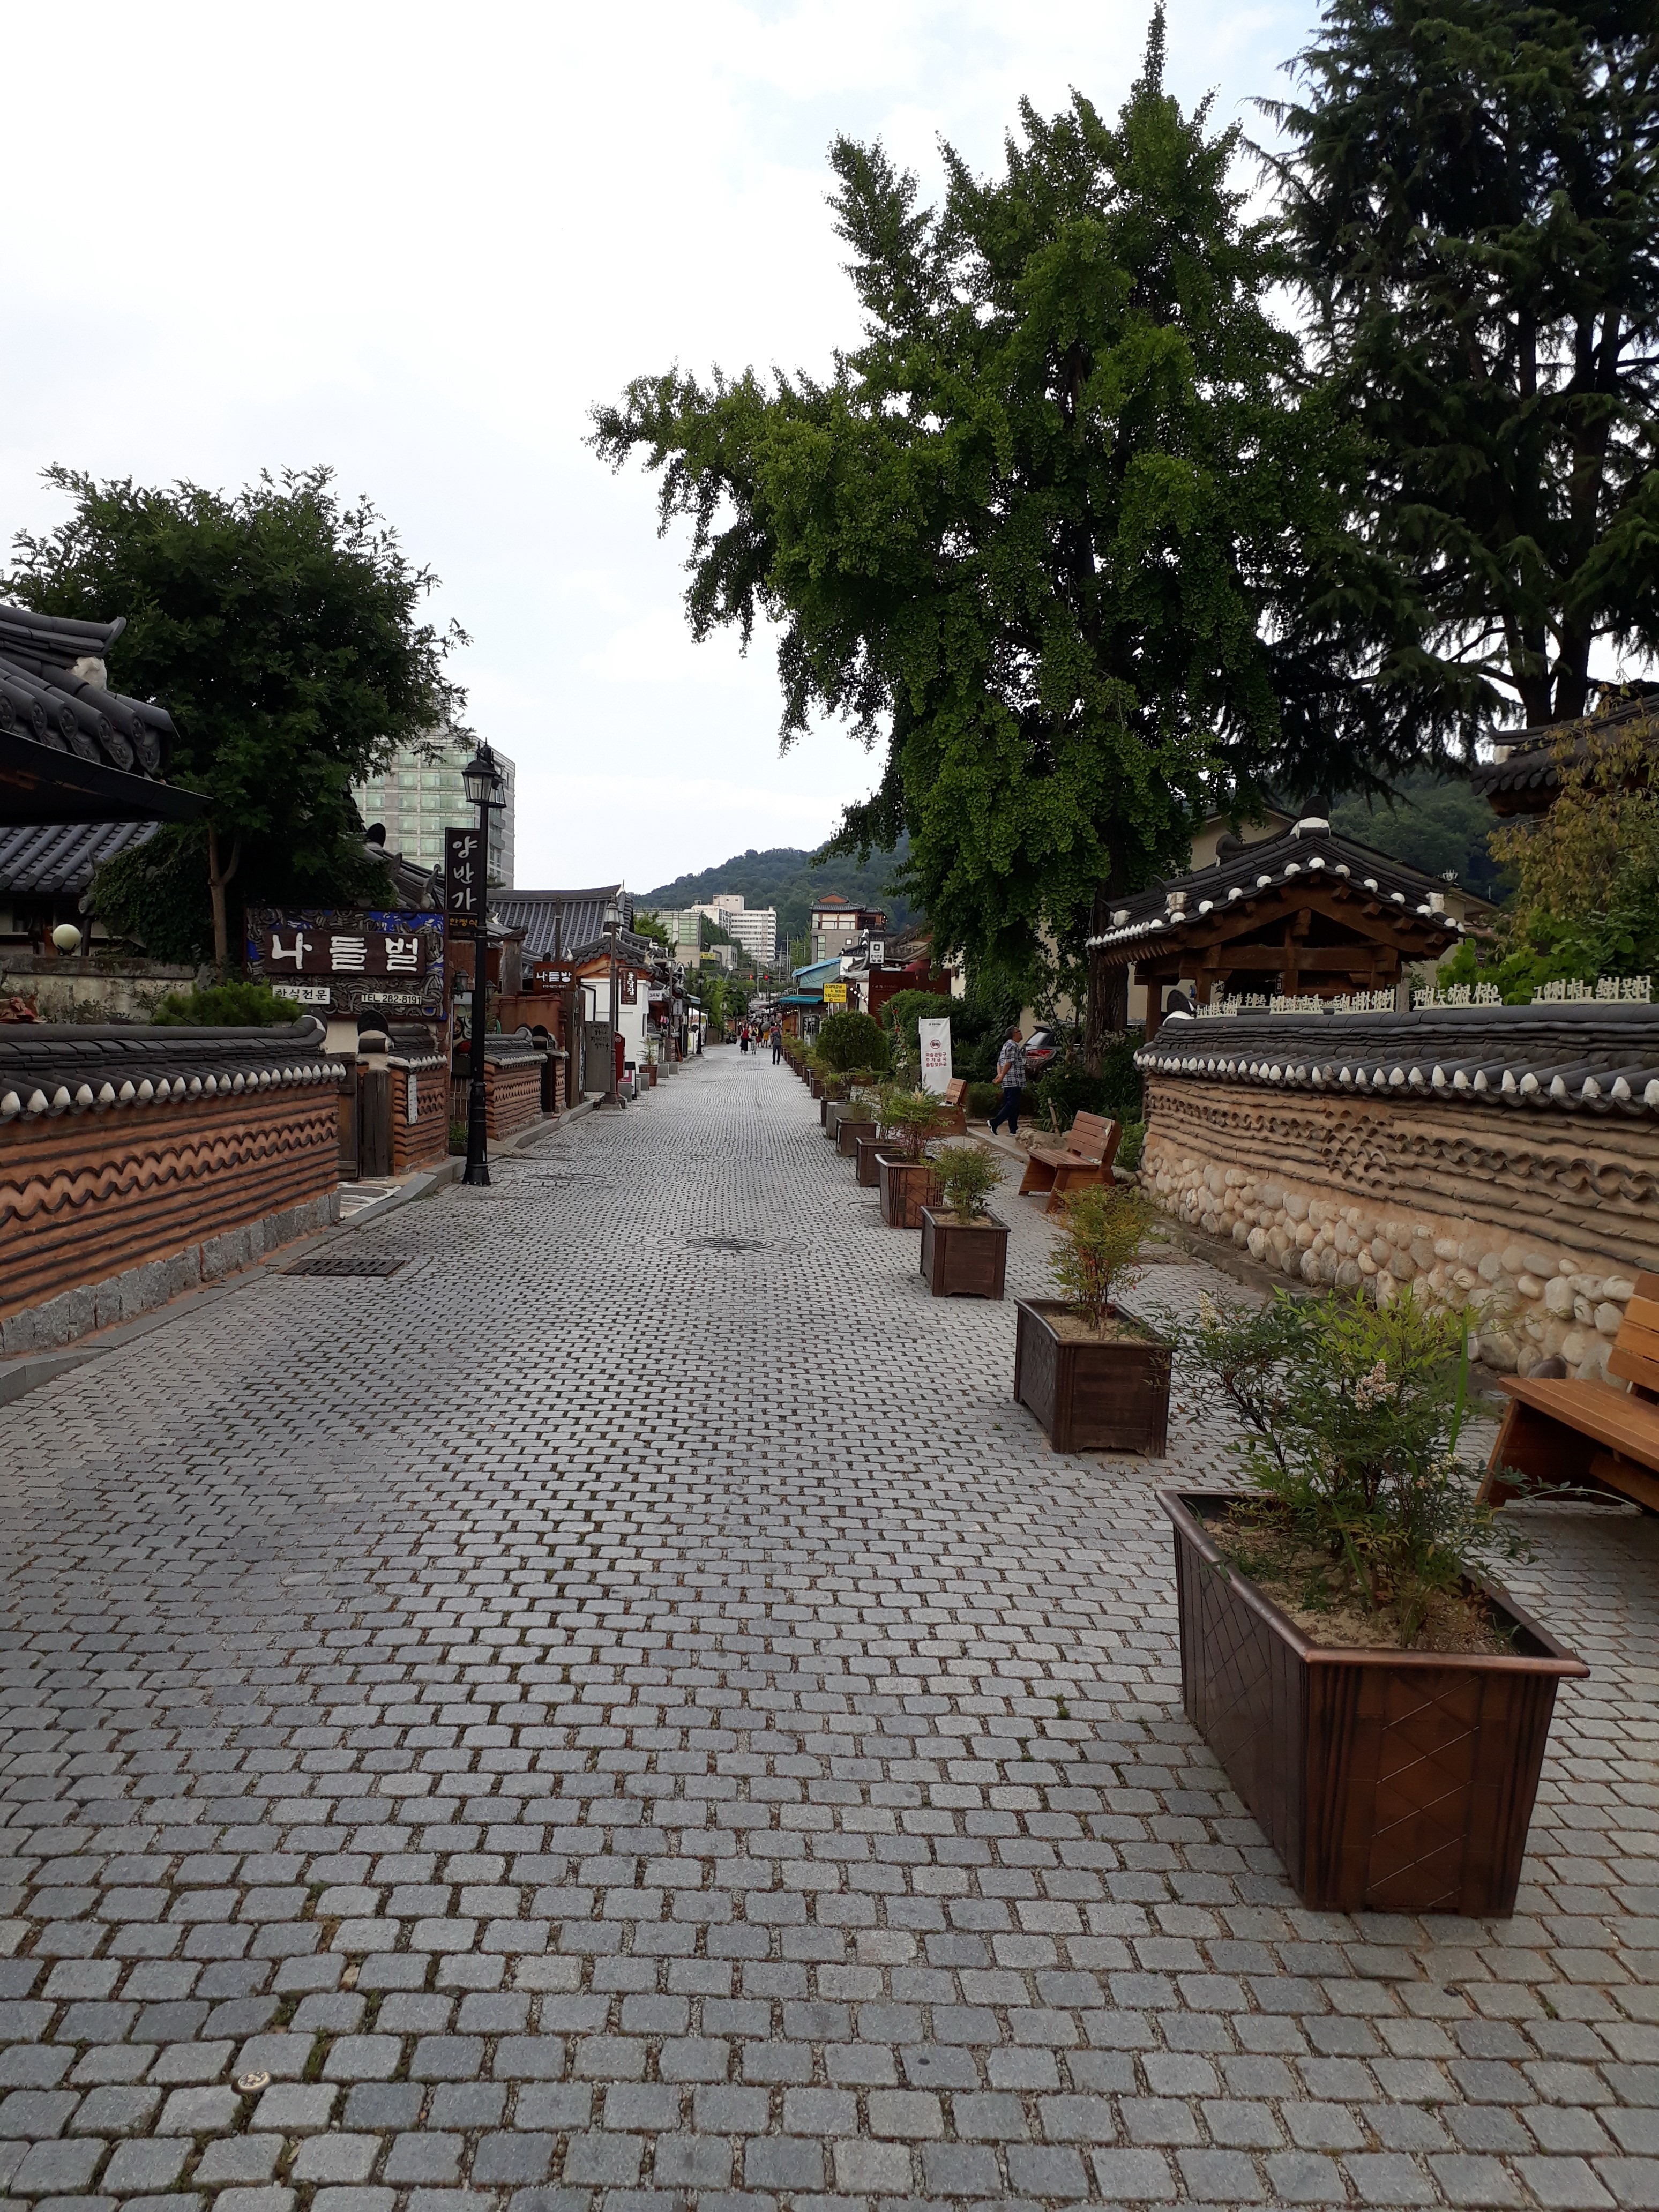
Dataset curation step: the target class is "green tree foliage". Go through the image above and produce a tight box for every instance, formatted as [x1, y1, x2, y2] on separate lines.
[640, 840, 915, 947]
[631, 909, 672, 947]
[1269, 0, 1659, 734]
[1439, 705, 1659, 995]
[1331, 770, 1511, 899]
[6, 466, 465, 973]
[595, 20, 1371, 1060]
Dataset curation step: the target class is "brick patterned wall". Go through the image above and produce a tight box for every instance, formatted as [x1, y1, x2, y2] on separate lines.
[450, 1058, 545, 1142]
[0, 1087, 340, 1327]
[392, 1062, 449, 1173]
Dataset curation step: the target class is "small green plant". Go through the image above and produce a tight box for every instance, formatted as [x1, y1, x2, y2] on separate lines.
[1171, 1285, 1531, 1649]
[877, 1085, 947, 1161]
[151, 980, 302, 1026]
[1117, 1119, 1146, 1172]
[936, 1144, 1002, 1221]
[1048, 1184, 1158, 1331]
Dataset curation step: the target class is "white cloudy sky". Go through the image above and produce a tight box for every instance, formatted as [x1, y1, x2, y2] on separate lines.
[1, 0, 1318, 892]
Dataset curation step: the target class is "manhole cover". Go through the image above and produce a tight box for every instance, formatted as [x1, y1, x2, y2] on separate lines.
[282, 1250, 410, 1277]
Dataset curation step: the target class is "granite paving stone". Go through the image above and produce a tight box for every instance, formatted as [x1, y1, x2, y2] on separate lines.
[3, 1050, 1657, 2209]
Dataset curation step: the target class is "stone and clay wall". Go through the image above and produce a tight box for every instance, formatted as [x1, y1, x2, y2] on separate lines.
[1142, 1075, 1655, 1380]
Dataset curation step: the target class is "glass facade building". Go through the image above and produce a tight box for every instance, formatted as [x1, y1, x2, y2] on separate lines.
[354, 734, 515, 887]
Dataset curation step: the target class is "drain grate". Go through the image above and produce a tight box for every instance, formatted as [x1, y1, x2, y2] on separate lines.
[283, 1250, 410, 1278]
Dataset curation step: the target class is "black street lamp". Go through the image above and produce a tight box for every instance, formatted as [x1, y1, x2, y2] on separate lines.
[461, 742, 504, 1186]
[599, 898, 624, 1109]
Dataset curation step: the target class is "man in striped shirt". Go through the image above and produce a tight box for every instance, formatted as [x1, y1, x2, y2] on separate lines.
[988, 1027, 1027, 1135]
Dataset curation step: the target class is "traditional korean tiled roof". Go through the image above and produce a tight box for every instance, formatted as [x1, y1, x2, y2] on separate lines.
[0, 606, 180, 776]
[1136, 1000, 1659, 1116]
[1086, 817, 1483, 959]
[0, 820, 157, 896]
[490, 886, 632, 958]
[1469, 694, 1659, 810]
[565, 930, 665, 969]
[0, 1017, 346, 1122]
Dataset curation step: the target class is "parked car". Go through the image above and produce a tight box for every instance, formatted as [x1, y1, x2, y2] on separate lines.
[1021, 1026, 1062, 1078]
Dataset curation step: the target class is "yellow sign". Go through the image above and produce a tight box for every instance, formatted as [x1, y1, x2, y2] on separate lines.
[824, 981, 848, 1005]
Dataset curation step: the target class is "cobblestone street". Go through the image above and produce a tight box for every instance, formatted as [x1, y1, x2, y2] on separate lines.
[3, 1049, 1658, 2212]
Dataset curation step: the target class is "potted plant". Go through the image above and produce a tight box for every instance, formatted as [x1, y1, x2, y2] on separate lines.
[1014, 1185, 1169, 1453]
[836, 1085, 880, 1157]
[1161, 1287, 1587, 1915]
[875, 1087, 946, 1227]
[921, 1146, 1008, 1298]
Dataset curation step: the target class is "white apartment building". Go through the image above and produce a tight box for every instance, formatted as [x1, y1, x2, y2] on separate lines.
[355, 732, 516, 887]
[689, 893, 777, 964]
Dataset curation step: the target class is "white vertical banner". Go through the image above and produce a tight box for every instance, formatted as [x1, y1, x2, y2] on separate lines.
[917, 1017, 953, 1095]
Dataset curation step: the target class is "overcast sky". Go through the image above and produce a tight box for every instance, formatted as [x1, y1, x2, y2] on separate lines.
[2, 0, 1318, 893]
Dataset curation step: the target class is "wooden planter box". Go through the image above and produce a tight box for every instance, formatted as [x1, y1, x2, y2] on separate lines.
[1013, 1297, 1170, 1455]
[877, 1153, 939, 1228]
[1160, 1491, 1588, 1915]
[854, 1133, 885, 1187]
[837, 1115, 877, 1157]
[920, 1207, 1008, 1298]
[809, 1073, 824, 1099]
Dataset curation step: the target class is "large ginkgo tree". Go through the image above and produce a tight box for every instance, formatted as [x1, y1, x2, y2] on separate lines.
[594, 18, 1390, 1055]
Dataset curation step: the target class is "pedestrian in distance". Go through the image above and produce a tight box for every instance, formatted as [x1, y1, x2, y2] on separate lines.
[987, 1026, 1028, 1136]
[769, 1020, 782, 1064]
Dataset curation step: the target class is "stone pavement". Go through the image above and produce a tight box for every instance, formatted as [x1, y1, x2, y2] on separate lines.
[2, 1049, 1657, 2212]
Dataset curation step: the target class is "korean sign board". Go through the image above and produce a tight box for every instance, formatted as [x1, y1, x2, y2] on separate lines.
[823, 981, 848, 1005]
[245, 909, 444, 1019]
[918, 1015, 953, 1095]
[444, 827, 483, 940]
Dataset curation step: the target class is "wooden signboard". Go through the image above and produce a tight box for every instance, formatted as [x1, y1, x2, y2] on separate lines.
[444, 826, 483, 940]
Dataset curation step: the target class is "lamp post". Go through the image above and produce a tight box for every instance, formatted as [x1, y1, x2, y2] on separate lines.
[461, 742, 504, 1185]
[599, 898, 623, 1109]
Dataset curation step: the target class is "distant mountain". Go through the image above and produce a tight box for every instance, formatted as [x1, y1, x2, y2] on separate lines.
[640, 840, 915, 947]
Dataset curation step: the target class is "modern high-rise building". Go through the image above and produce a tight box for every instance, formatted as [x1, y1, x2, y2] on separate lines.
[355, 733, 515, 887]
[688, 894, 777, 964]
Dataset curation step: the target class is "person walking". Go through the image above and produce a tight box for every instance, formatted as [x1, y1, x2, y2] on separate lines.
[987, 1025, 1028, 1137]
[769, 1020, 783, 1064]
[739, 1022, 749, 1055]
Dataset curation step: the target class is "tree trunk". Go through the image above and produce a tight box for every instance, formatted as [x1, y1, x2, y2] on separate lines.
[1083, 884, 1126, 1074]
[206, 826, 242, 982]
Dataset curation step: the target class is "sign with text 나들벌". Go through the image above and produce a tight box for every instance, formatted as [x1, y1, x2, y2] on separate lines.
[445, 826, 483, 940]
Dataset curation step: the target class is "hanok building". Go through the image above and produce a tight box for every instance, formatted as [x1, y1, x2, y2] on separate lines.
[1087, 811, 1494, 1040]
[1, 605, 347, 1357]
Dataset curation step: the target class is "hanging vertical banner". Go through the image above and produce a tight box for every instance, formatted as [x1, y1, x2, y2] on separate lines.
[917, 1016, 953, 1094]
[445, 826, 482, 940]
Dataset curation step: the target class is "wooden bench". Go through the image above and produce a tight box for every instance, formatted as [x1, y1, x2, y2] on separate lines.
[935, 1076, 968, 1136]
[1479, 1271, 1659, 1514]
[1017, 1110, 1121, 1214]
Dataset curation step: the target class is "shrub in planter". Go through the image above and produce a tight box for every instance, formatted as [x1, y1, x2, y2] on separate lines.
[817, 1010, 891, 1074]
[1033, 1043, 1143, 1132]
[1161, 1287, 1587, 1913]
[1014, 1184, 1169, 1453]
[875, 1086, 946, 1227]
[921, 1146, 1008, 1298]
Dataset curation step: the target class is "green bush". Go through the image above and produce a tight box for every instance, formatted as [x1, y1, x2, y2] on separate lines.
[151, 980, 302, 1027]
[1035, 1040, 1143, 1130]
[880, 988, 955, 1070]
[817, 1009, 890, 1072]
[966, 1080, 1007, 1120]
[1117, 1120, 1146, 1174]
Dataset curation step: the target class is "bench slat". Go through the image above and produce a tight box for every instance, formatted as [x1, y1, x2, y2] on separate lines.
[1497, 1375, 1659, 1471]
